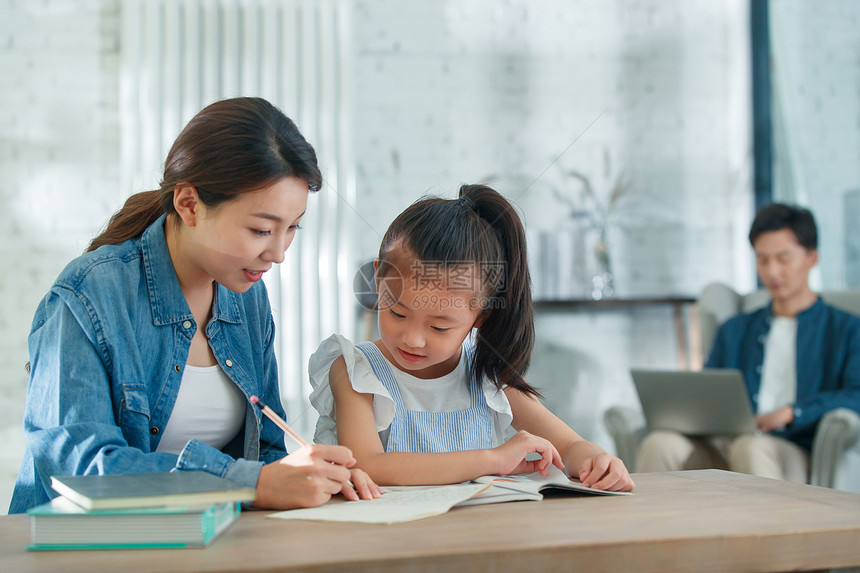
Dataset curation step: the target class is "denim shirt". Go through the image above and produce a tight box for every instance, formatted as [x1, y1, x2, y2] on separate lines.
[706, 297, 860, 450]
[9, 215, 288, 513]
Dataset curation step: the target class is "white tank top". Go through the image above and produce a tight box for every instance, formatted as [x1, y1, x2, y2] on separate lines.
[155, 364, 247, 455]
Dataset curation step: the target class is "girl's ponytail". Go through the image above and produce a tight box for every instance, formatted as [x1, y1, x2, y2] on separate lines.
[460, 184, 538, 397]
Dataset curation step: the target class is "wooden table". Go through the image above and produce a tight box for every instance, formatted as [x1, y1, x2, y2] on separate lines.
[4, 470, 860, 572]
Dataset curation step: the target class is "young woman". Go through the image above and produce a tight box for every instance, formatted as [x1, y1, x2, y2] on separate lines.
[10, 97, 380, 514]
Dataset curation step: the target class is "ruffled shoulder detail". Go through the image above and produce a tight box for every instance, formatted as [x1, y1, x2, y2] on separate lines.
[482, 381, 513, 430]
[308, 334, 395, 445]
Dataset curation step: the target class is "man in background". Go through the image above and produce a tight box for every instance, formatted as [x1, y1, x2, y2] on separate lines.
[636, 203, 860, 482]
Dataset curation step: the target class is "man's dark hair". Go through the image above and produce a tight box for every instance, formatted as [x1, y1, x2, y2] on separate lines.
[749, 203, 817, 250]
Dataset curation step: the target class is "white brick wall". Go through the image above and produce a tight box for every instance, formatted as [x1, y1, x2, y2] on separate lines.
[0, 0, 121, 511]
[350, 0, 755, 296]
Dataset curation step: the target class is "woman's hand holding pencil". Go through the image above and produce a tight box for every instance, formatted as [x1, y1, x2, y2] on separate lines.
[250, 396, 382, 509]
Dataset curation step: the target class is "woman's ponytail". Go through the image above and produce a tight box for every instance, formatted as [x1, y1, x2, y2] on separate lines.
[87, 189, 170, 252]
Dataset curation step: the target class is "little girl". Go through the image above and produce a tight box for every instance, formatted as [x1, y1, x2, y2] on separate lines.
[310, 184, 634, 491]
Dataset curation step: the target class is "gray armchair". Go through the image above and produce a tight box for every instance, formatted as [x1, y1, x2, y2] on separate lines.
[604, 283, 860, 492]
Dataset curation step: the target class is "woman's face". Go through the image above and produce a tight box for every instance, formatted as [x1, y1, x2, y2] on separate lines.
[183, 176, 309, 293]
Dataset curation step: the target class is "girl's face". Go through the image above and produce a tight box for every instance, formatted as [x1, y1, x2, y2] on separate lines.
[375, 255, 485, 379]
[181, 176, 308, 293]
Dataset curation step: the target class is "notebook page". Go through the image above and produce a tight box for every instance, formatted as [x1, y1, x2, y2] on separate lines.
[267, 483, 489, 524]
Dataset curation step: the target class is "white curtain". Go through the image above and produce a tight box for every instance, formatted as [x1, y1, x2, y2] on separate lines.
[769, 5, 823, 290]
[120, 0, 356, 437]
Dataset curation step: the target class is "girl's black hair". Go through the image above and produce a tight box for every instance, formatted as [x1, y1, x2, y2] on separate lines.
[378, 184, 538, 397]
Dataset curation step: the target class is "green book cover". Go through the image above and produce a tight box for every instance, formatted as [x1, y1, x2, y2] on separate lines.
[50, 471, 256, 510]
[27, 497, 241, 550]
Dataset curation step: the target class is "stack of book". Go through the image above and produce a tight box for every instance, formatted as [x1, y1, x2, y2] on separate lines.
[27, 471, 257, 550]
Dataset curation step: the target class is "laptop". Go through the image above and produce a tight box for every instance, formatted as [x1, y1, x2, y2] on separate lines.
[630, 368, 757, 436]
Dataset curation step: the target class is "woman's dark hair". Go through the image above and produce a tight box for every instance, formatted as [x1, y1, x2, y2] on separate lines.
[749, 203, 817, 250]
[88, 97, 321, 252]
[377, 184, 538, 397]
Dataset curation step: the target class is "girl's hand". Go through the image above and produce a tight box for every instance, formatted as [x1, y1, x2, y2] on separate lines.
[492, 430, 564, 476]
[342, 468, 384, 501]
[253, 444, 356, 509]
[577, 450, 634, 492]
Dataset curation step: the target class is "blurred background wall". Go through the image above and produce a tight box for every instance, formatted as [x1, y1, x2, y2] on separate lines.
[1, 0, 858, 512]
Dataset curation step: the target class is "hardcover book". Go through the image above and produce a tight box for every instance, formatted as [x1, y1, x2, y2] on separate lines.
[50, 471, 256, 510]
[28, 497, 241, 550]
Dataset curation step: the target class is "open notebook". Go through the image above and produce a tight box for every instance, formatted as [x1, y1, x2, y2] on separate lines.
[462, 465, 631, 505]
[268, 466, 630, 524]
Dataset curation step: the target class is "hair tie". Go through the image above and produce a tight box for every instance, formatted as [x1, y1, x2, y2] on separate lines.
[457, 195, 476, 211]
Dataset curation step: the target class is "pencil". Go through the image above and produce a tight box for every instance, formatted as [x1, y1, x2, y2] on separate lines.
[250, 395, 309, 447]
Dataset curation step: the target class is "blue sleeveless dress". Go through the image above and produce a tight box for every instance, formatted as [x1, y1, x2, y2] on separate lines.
[355, 342, 494, 453]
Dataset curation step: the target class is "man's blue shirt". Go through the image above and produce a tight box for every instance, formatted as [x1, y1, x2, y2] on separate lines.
[706, 297, 860, 450]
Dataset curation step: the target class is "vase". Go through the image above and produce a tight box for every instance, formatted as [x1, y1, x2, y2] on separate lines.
[590, 238, 614, 300]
